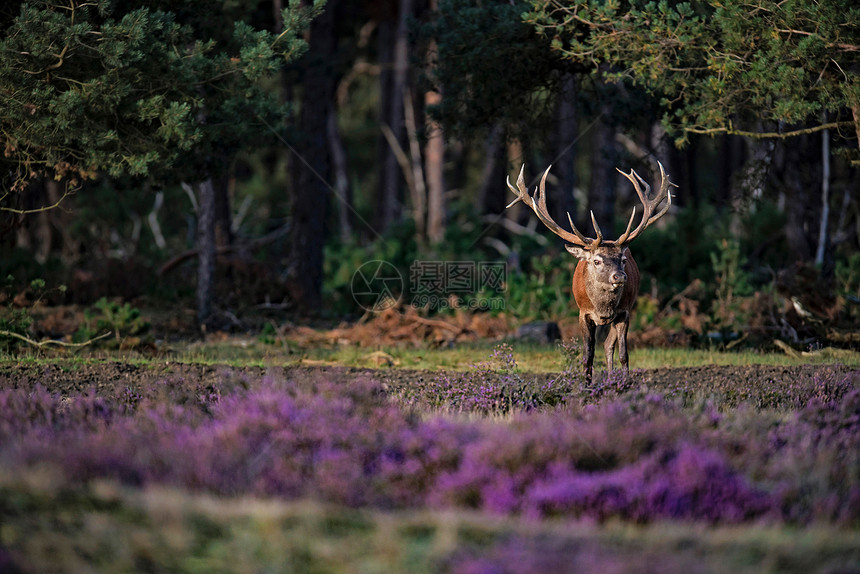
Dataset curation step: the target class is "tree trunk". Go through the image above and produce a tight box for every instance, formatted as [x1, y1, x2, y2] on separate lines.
[34, 180, 55, 265]
[505, 138, 525, 226]
[649, 121, 693, 211]
[423, 0, 445, 245]
[729, 133, 774, 237]
[285, 0, 337, 313]
[196, 178, 216, 329]
[424, 89, 445, 244]
[814, 127, 830, 267]
[476, 124, 505, 215]
[374, 0, 411, 233]
[670, 134, 696, 209]
[717, 134, 745, 211]
[214, 167, 233, 248]
[774, 135, 814, 262]
[552, 73, 578, 226]
[327, 109, 352, 242]
[588, 103, 618, 234]
[374, 19, 396, 233]
[403, 88, 427, 242]
[649, 122, 671, 185]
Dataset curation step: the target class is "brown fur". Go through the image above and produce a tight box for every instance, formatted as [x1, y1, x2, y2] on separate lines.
[570, 248, 641, 382]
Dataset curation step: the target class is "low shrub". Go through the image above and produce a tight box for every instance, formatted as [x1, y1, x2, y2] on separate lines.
[1, 365, 857, 525]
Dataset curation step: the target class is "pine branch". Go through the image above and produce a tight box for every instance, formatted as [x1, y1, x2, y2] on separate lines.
[0, 189, 72, 214]
[685, 121, 854, 140]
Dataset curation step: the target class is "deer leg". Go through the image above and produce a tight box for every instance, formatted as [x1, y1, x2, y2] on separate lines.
[580, 314, 596, 383]
[604, 326, 618, 371]
[615, 316, 630, 374]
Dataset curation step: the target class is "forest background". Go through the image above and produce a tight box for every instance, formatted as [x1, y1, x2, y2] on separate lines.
[1, 0, 858, 348]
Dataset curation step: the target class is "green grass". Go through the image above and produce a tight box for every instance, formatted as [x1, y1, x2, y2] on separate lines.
[280, 341, 860, 372]
[3, 337, 859, 372]
[629, 347, 860, 369]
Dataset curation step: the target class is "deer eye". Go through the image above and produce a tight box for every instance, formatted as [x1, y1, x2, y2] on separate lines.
[593, 259, 601, 266]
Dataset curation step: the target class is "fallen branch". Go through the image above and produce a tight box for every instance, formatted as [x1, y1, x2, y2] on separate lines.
[775, 338, 860, 360]
[158, 223, 290, 276]
[0, 330, 112, 350]
[411, 315, 461, 333]
[159, 245, 235, 276]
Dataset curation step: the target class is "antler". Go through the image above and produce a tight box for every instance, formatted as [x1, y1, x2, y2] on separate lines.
[614, 161, 676, 245]
[506, 164, 601, 248]
[506, 162, 676, 249]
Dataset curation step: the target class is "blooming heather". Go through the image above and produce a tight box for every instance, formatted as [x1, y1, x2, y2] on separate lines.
[0, 367, 857, 525]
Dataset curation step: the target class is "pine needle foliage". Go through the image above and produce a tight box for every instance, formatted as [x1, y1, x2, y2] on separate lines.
[0, 0, 324, 196]
[526, 0, 860, 152]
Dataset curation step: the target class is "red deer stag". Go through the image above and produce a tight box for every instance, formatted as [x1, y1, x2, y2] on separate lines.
[506, 163, 675, 382]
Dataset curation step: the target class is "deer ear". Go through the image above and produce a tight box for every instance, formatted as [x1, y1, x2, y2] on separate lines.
[565, 244, 589, 260]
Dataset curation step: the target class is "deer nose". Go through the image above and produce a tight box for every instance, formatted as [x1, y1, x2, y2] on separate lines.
[611, 271, 626, 283]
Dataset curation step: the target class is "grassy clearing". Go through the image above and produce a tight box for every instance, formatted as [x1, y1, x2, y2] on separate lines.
[49, 339, 858, 372]
[4, 332, 858, 372]
[629, 346, 860, 369]
[179, 339, 860, 372]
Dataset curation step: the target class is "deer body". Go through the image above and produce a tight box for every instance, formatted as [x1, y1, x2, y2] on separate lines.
[507, 163, 675, 382]
[569, 246, 640, 380]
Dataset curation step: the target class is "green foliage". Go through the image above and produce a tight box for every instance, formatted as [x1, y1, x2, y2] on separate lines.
[323, 209, 577, 320]
[75, 297, 148, 345]
[737, 200, 790, 272]
[836, 252, 860, 295]
[0, 0, 324, 195]
[417, 0, 565, 141]
[526, 0, 860, 151]
[505, 253, 574, 320]
[1, 2, 198, 187]
[0, 276, 65, 352]
[324, 221, 420, 315]
[836, 252, 860, 323]
[257, 322, 282, 346]
[0, 276, 33, 352]
[629, 203, 723, 294]
[710, 237, 754, 330]
[321, 194, 792, 331]
[631, 295, 660, 333]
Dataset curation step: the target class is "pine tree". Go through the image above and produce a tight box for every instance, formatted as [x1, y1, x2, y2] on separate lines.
[0, 0, 324, 325]
[526, 0, 860, 155]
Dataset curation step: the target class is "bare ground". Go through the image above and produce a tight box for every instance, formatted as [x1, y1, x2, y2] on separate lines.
[0, 361, 855, 404]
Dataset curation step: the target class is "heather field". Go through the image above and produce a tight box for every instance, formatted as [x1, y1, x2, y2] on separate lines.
[1, 346, 859, 573]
